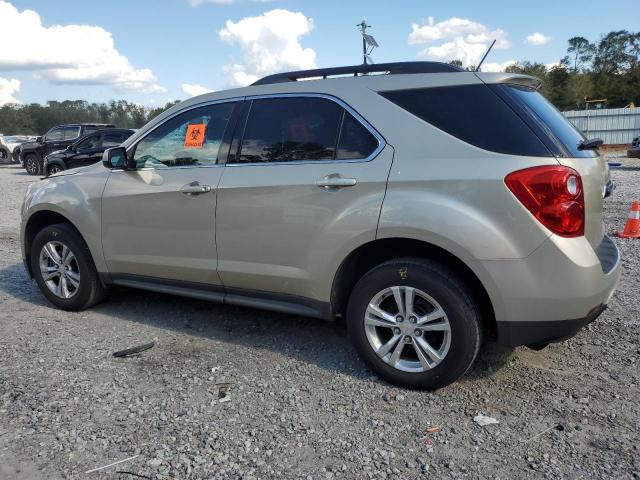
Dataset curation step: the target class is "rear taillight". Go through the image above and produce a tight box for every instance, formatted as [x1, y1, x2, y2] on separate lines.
[505, 165, 584, 237]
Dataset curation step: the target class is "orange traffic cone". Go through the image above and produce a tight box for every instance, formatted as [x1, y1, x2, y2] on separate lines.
[617, 201, 640, 238]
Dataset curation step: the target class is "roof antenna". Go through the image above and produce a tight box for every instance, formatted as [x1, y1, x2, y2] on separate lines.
[357, 19, 379, 65]
[475, 39, 496, 72]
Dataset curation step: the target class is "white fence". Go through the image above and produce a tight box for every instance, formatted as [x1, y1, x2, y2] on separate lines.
[563, 108, 640, 145]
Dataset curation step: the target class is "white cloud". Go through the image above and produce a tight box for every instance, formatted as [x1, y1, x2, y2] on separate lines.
[181, 83, 214, 97]
[525, 32, 551, 46]
[480, 60, 517, 72]
[408, 16, 509, 68]
[0, 77, 20, 105]
[218, 9, 316, 87]
[0, 1, 165, 94]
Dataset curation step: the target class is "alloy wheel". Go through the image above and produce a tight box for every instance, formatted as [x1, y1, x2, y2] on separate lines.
[38, 241, 81, 299]
[364, 286, 451, 373]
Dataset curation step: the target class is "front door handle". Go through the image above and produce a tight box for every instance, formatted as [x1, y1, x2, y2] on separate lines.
[316, 175, 357, 189]
[180, 182, 211, 196]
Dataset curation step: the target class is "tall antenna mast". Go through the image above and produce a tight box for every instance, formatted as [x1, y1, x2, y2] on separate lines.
[475, 39, 496, 72]
[357, 19, 379, 65]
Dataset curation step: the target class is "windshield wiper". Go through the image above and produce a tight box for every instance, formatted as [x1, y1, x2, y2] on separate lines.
[578, 138, 603, 150]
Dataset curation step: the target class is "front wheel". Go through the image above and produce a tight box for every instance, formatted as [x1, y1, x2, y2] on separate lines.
[30, 223, 107, 311]
[347, 258, 481, 390]
[24, 154, 41, 175]
[47, 164, 63, 176]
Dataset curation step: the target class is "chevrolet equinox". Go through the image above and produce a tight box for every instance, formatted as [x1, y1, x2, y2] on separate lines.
[21, 62, 621, 389]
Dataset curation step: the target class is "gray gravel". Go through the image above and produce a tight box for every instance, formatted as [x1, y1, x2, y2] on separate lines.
[1, 160, 639, 480]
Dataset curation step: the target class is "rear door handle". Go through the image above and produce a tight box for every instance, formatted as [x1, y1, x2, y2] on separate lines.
[181, 182, 211, 196]
[316, 176, 357, 189]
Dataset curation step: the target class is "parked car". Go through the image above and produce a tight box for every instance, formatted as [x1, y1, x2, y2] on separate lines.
[43, 129, 135, 176]
[20, 62, 620, 389]
[20, 123, 115, 175]
[628, 136, 640, 158]
[0, 135, 37, 164]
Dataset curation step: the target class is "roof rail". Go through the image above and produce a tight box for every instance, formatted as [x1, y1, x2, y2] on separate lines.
[251, 61, 463, 86]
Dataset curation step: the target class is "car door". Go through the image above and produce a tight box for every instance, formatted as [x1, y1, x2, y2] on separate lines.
[43, 127, 66, 154]
[101, 101, 237, 286]
[68, 134, 101, 169]
[215, 95, 393, 301]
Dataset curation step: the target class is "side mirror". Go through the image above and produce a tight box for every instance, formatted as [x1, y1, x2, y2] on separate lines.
[102, 147, 128, 170]
[67, 144, 74, 151]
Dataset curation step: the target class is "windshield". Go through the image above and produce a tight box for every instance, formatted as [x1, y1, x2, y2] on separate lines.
[492, 84, 598, 158]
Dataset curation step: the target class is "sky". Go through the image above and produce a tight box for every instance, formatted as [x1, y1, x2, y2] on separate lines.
[0, 0, 637, 106]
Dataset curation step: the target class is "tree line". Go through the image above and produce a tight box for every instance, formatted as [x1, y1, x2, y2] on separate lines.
[1, 30, 638, 135]
[450, 30, 639, 111]
[0, 99, 180, 136]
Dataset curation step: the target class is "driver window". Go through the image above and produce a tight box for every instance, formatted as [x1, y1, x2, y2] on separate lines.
[45, 128, 64, 142]
[132, 102, 235, 169]
[76, 135, 100, 151]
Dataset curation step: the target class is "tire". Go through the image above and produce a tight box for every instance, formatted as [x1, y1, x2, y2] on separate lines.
[0, 147, 9, 164]
[25, 153, 41, 175]
[47, 164, 63, 176]
[346, 258, 481, 390]
[30, 223, 107, 311]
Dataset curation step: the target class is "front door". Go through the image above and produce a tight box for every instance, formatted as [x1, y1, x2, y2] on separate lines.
[216, 96, 393, 301]
[101, 101, 237, 285]
[68, 133, 101, 169]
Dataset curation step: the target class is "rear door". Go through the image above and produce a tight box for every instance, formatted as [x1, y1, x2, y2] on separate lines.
[102, 101, 237, 285]
[43, 127, 66, 154]
[215, 95, 393, 301]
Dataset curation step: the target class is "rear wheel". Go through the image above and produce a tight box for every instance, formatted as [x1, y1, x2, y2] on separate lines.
[30, 223, 107, 311]
[25, 153, 41, 175]
[347, 258, 481, 390]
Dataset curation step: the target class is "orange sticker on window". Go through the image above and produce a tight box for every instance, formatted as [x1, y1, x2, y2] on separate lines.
[184, 123, 206, 148]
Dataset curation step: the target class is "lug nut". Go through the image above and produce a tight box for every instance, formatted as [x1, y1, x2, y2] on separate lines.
[409, 316, 417, 324]
[393, 327, 401, 335]
[414, 329, 422, 336]
[396, 315, 404, 323]
[404, 335, 412, 343]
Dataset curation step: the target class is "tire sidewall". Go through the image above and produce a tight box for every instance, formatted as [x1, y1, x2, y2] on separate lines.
[347, 260, 481, 389]
[30, 225, 96, 311]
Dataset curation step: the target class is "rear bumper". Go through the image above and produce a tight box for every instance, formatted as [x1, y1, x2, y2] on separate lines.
[473, 234, 621, 347]
[496, 304, 606, 346]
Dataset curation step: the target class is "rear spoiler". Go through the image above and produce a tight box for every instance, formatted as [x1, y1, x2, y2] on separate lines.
[475, 72, 542, 90]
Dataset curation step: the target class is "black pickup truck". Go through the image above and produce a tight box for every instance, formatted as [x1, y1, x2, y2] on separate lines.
[20, 123, 115, 175]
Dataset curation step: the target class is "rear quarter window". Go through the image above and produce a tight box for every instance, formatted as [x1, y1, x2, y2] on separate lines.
[380, 85, 552, 157]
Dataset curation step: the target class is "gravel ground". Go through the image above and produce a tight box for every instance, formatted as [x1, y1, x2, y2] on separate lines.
[0, 158, 639, 480]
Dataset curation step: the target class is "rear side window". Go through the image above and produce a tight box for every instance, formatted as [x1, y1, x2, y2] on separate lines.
[492, 84, 597, 158]
[238, 97, 342, 163]
[233, 97, 379, 163]
[337, 112, 379, 159]
[380, 85, 551, 157]
[63, 126, 80, 140]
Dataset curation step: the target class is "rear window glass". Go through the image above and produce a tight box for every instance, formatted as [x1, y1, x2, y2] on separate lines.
[380, 85, 551, 157]
[492, 84, 597, 158]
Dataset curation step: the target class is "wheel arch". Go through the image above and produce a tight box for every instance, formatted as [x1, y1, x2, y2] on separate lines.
[23, 210, 89, 278]
[330, 237, 497, 333]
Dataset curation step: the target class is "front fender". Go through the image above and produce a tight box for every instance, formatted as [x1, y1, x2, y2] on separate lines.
[21, 170, 109, 274]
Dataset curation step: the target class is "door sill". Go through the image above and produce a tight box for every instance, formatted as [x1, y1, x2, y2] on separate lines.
[107, 273, 333, 320]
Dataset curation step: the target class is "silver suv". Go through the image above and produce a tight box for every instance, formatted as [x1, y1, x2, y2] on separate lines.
[21, 62, 620, 389]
